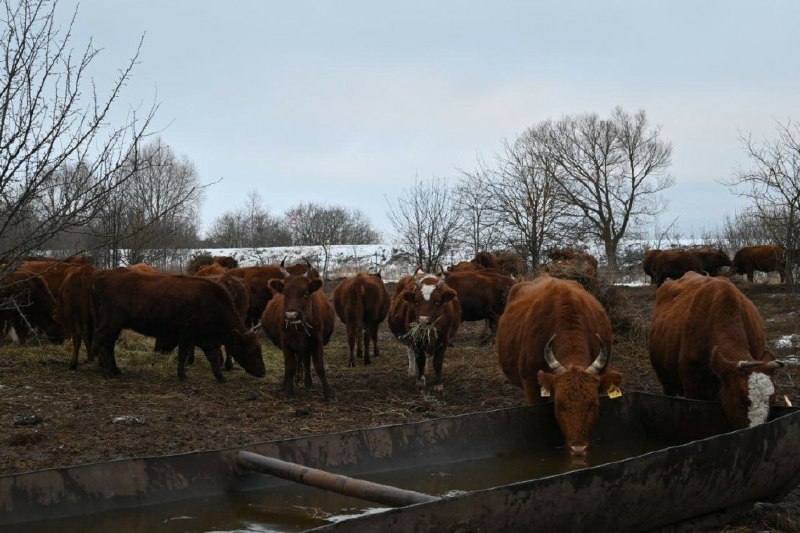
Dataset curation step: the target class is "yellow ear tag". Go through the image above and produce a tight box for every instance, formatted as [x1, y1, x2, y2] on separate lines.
[607, 385, 622, 399]
[540, 387, 550, 398]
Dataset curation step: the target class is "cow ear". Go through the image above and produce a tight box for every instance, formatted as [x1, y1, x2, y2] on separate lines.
[402, 291, 417, 304]
[599, 370, 623, 392]
[537, 370, 555, 398]
[440, 289, 456, 303]
[268, 279, 284, 294]
[309, 278, 323, 293]
[710, 345, 737, 376]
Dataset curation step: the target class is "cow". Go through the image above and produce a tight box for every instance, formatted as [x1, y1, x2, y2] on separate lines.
[56, 264, 97, 367]
[212, 255, 238, 269]
[496, 274, 623, 455]
[472, 251, 497, 269]
[732, 245, 786, 283]
[90, 268, 266, 382]
[227, 259, 319, 326]
[261, 264, 336, 400]
[447, 261, 485, 273]
[388, 272, 461, 390]
[642, 249, 663, 284]
[650, 250, 704, 286]
[127, 263, 158, 273]
[648, 272, 784, 428]
[548, 249, 599, 278]
[18, 260, 85, 298]
[0, 271, 64, 344]
[195, 263, 229, 277]
[693, 247, 732, 276]
[331, 272, 390, 366]
[443, 269, 514, 344]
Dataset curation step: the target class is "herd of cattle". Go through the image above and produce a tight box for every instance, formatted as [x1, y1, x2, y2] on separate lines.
[0, 243, 792, 455]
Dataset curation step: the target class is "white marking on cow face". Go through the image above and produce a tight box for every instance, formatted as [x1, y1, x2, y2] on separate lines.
[420, 284, 435, 301]
[406, 346, 417, 377]
[747, 372, 774, 427]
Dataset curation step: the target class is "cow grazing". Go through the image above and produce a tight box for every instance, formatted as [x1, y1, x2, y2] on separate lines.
[693, 247, 732, 276]
[649, 272, 783, 428]
[0, 271, 63, 344]
[496, 274, 622, 455]
[332, 272, 390, 366]
[91, 268, 265, 381]
[443, 269, 514, 344]
[548, 249, 599, 276]
[388, 272, 461, 390]
[57, 264, 97, 367]
[261, 264, 335, 400]
[732, 245, 786, 283]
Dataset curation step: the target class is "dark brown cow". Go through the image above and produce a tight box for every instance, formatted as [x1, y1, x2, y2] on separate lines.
[732, 245, 786, 282]
[496, 274, 622, 455]
[91, 268, 265, 381]
[642, 249, 663, 284]
[57, 264, 97, 367]
[693, 247, 732, 276]
[0, 271, 63, 344]
[212, 255, 239, 269]
[548, 249, 599, 276]
[332, 272, 390, 366]
[261, 265, 335, 400]
[227, 260, 319, 326]
[443, 269, 514, 344]
[649, 272, 783, 428]
[471, 251, 497, 269]
[388, 272, 461, 390]
[651, 250, 704, 286]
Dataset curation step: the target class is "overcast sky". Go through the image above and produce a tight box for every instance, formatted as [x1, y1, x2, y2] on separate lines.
[63, 1, 800, 240]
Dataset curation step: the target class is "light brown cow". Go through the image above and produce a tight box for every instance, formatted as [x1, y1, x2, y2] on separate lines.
[332, 272, 390, 366]
[649, 272, 783, 429]
[388, 272, 461, 390]
[496, 274, 622, 455]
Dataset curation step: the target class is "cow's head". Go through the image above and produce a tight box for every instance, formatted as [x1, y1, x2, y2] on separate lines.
[402, 274, 457, 327]
[226, 329, 266, 377]
[537, 335, 623, 456]
[268, 259, 324, 327]
[710, 346, 783, 428]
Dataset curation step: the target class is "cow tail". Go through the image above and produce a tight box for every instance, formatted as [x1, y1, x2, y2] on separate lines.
[353, 275, 365, 357]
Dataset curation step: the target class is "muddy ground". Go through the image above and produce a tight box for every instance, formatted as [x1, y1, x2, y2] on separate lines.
[2, 280, 800, 531]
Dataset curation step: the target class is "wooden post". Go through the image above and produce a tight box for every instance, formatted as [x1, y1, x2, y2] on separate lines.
[236, 450, 440, 507]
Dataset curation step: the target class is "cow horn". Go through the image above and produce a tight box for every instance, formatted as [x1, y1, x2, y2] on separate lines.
[543, 334, 565, 376]
[764, 360, 786, 370]
[279, 256, 290, 278]
[302, 256, 312, 278]
[587, 334, 609, 375]
[249, 323, 262, 334]
[737, 360, 763, 369]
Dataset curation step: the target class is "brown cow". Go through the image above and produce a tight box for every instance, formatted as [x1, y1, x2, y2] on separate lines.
[693, 247, 732, 276]
[212, 255, 239, 269]
[0, 271, 64, 344]
[651, 250, 704, 286]
[496, 274, 622, 455]
[447, 261, 485, 272]
[261, 265, 335, 400]
[548, 249, 599, 277]
[195, 263, 228, 277]
[472, 251, 497, 269]
[90, 268, 265, 381]
[642, 249, 663, 284]
[732, 245, 786, 282]
[127, 263, 157, 273]
[388, 272, 461, 390]
[57, 264, 97, 367]
[443, 269, 514, 344]
[332, 272, 390, 366]
[227, 259, 319, 326]
[18, 260, 84, 298]
[649, 272, 783, 428]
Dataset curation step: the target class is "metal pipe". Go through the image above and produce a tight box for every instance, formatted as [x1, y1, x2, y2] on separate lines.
[236, 450, 440, 507]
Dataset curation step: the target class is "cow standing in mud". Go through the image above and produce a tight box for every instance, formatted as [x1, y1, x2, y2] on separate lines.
[261, 262, 335, 400]
[388, 272, 461, 390]
[649, 272, 783, 428]
[332, 272, 390, 366]
[496, 274, 623, 455]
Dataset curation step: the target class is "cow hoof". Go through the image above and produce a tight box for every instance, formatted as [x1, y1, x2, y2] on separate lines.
[348, 360, 355, 368]
[416, 376, 426, 389]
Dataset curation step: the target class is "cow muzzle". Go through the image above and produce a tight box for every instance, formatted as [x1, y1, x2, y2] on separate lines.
[418, 316, 430, 325]
[569, 444, 588, 456]
[284, 311, 300, 323]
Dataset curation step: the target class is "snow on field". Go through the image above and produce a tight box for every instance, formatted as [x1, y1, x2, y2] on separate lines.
[773, 334, 800, 349]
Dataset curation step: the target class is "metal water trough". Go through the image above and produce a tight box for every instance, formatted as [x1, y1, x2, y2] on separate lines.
[1, 392, 799, 532]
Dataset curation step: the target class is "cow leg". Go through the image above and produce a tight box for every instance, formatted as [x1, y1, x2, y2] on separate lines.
[355, 323, 364, 363]
[370, 322, 380, 358]
[94, 327, 121, 377]
[69, 331, 81, 370]
[187, 346, 196, 365]
[346, 322, 356, 367]
[311, 344, 334, 401]
[177, 343, 191, 381]
[406, 346, 418, 377]
[303, 353, 313, 389]
[522, 378, 539, 404]
[201, 346, 227, 383]
[415, 352, 427, 389]
[362, 327, 371, 365]
[478, 319, 492, 345]
[430, 346, 445, 392]
[223, 349, 234, 371]
[83, 323, 94, 362]
[283, 350, 297, 398]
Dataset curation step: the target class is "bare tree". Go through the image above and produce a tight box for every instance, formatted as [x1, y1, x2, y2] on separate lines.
[546, 107, 674, 270]
[206, 190, 291, 248]
[454, 159, 503, 256]
[387, 177, 462, 272]
[483, 131, 575, 267]
[0, 0, 160, 273]
[287, 202, 380, 277]
[726, 119, 800, 286]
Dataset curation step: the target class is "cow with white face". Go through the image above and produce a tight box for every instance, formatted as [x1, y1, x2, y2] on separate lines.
[388, 271, 461, 390]
[649, 272, 784, 428]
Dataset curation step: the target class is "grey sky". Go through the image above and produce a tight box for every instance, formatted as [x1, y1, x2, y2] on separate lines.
[64, 1, 800, 239]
